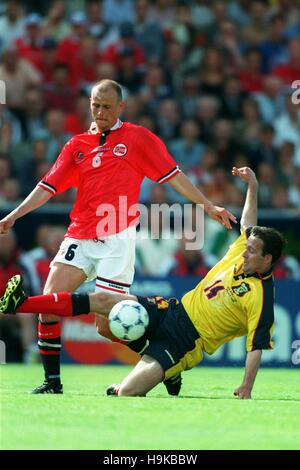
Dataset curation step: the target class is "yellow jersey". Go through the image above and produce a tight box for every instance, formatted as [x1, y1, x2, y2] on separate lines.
[181, 229, 274, 355]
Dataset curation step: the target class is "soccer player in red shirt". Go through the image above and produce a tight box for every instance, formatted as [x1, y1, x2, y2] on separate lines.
[0, 79, 236, 394]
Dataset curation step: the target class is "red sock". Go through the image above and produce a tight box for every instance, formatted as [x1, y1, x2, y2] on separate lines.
[16, 292, 90, 316]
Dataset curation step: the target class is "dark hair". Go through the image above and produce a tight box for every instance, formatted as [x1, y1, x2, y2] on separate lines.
[93, 79, 123, 102]
[250, 226, 286, 266]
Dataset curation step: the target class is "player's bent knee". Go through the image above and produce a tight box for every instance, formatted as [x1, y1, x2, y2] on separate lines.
[118, 384, 140, 397]
[94, 291, 111, 306]
[90, 292, 112, 314]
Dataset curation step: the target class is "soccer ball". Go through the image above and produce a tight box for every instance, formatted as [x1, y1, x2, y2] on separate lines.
[108, 300, 149, 341]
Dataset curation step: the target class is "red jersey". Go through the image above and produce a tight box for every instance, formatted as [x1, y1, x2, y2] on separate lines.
[38, 121, 180, 239]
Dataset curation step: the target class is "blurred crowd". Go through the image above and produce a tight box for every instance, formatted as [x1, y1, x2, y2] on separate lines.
[0, 0, 300, 209]
[1, 0, 300, 360]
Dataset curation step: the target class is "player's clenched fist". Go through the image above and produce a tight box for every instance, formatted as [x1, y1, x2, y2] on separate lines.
[0, 215, 16, 234]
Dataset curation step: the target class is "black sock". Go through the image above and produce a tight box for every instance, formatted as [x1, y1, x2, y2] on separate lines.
[38, 320, 61, 383]
[71, 293, 90, 315]
[41, 355, 61, 383]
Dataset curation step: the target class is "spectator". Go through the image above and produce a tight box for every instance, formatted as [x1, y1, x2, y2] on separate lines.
[150, 0, 176, 32]
[253, 75, 285, 124]
[0, 0, 297, 289]
[103, 21, 146, 73]
[22, 87, 45, 142]
[42, 1, 71, 41]
[0, 229, 36, 362]
[220, 75, 247, 120]
[121, 95, 142, 124]
[241, 0, 268, 46]
[43, 63, 77, 112]
[0, 0, 25, 51]
[213, 118, 239, 169]
[86, 0, 119, 51]
[0, 178, 21, 206]
[247, 124, 278, 171]
[136, 201, 179, 276]
[288, 167, 300, 209]
[17, 137, 48, 194]
[34, 226, 66, 290]
[64, 92, 90, 135]
[178, 76, 200, 119]
[170, 233, 210, 277]
[156, 98, 180, 142]
[191, 0, 214, 29]
[56, 11, 88, 71]
[276, 141, 296, 186]
[0, 109, 22, 153]
[0, 157, 13, 192]
[259, 14, 288, 73]
[257, 162, 276, 207]
[163, 40, 188, 94]
[205, 167, 237, 206]
[239, 47, 264, 93]
[168, 3, 195, 50]
[39, 109, 71, 163]
[273, 37, 300, 87]
[116, 46, 144, 93]
[102, 0, 135, 26]
[168, 119, 205, 171]
[196, 95, 221, 143]
[95, 62, 118, 83]
[199, 47, 226, 99]
[0, 46, 41, 124]
[15, 13, 45, 69]
[134, 0, 165, 61]
[214, 20, 243, 71]
[68, 35, 100, 89]
[234, 98, 262, 150]
[20, 224, 52, 294]
[274, 95, 300, 165]
[273, 255, 300, 280]
[271, 184, 289, 209]
[35, 37, 59, 86]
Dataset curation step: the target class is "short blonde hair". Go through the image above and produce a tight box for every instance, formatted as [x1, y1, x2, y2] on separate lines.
[91, 80, 123, 102]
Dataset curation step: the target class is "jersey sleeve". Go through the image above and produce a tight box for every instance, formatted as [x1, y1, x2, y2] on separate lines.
[220, 227, 254, 265]
[38, 138, 79, 195]
[245, 277, 274, 352]
[221, 229, 249, 264]
[134, 127, 180, 183]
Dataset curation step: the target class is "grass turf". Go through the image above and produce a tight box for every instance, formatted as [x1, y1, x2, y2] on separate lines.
[1, 364, 299, 450]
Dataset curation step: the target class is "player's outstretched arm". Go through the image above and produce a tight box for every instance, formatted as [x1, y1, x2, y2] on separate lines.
[0, 186, 53, 234]
[168, 172, 237, 229]
[232, 166, 258, 233]
[234, 349, 262, 399]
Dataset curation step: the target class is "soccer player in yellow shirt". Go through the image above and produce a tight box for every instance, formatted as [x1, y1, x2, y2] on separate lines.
[0, 167, 285, 399]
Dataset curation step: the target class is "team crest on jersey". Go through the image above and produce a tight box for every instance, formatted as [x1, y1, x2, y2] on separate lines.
[113, 143, 127, 157]
[232, 282, 251, 297]
[146, 296, 175, 309]
[154, 296, 170, 309]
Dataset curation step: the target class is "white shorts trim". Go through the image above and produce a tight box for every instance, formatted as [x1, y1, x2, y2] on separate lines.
[95, 276, 131, 294]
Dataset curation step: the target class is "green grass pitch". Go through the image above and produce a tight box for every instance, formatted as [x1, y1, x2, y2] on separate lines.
[1, 364, 299, 450]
